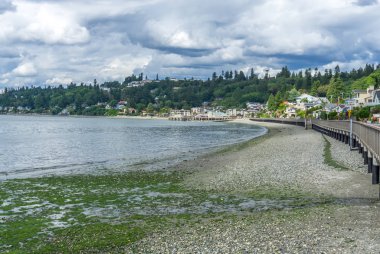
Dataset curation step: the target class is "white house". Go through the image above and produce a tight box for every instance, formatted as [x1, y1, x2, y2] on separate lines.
[127, 80, 152, 87]
[170, 109, 191, 117]
[191, 107, 207, 115]
[285, 107, 297, 118]
[296, 94, 329, 105]
[296, 94, 319, 104]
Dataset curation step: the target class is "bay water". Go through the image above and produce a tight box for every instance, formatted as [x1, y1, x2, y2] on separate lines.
[0, 115, 266, 180]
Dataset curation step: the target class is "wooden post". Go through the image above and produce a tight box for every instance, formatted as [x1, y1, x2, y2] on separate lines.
[368, 152, 373, 174]
[349, 118, 353, 149]
[372, 159, 379, 185]
[363, 149, 368, 165]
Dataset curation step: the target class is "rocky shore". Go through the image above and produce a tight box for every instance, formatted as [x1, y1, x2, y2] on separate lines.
[126, 120, 380, 253]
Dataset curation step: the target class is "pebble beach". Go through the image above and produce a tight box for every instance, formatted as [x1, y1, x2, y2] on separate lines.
[126, 120, 380, 253]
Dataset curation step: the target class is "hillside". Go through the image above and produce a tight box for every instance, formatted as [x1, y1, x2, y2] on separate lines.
[0, 64, 379, 115]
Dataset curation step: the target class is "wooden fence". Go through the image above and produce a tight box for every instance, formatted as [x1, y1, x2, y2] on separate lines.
[249, 118, 380, 188]
[312, 119, 380, 185]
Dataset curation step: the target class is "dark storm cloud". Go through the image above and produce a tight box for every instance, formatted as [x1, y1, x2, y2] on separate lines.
[0, 0, 16, 14]
[1, 0, 380, 88]
[354, 0, 378, 6]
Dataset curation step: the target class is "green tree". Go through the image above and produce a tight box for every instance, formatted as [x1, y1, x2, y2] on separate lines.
[146, 103, 154, 113]
[287, 88, 300, 102]
[274, 91, 282, 105]
[267, 94, 276, 111]
[310, 80, 320, 96]
[327, 77, 344, 103]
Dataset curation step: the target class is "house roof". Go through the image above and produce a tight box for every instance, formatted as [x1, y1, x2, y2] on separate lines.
[352, 89, 366, 93]
[324, 103, 337, 110]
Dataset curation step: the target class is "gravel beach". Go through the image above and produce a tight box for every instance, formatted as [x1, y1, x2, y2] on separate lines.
[126, 120, 380, 253]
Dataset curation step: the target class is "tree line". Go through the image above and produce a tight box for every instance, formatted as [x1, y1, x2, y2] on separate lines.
[1, 64, 380, 116]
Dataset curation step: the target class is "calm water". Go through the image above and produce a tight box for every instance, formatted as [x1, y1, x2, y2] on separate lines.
[0, 115, 266, 179]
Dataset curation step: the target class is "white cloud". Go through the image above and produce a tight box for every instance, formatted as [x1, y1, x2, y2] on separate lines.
[12, 62, 37, 77]
[99, 56, 152, 80]
[321, 60, 373, 72]
[45, 77, 73, 85]
[0, 0, 380, 88]
[0, 78, 9, 84]
[0, 1, 90, 44]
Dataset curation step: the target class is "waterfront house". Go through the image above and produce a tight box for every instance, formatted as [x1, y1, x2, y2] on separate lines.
[207, 110, 229, 120]
[191, 107, 207, 115]
[170, 109, 191, 117]
[246, 102, 263, 111]
[128, 108, 136, 114]
[353, 86, 375, 106]
[373, 90, 380, 105]
[285, 106, 297, 118]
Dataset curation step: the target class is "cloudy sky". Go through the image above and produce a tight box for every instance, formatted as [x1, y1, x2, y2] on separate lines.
[0, 0, 379, 88]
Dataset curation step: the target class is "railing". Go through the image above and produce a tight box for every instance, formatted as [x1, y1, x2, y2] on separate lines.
[312, 119, 380, 163]
[250, 118, 306, 127]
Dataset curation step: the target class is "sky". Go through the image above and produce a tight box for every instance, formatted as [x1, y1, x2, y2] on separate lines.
[0, 0, 380, 89]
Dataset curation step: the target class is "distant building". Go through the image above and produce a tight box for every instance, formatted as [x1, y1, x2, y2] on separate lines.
[191, 107, 207, 115]
[207, 110, 229, 119]
[100, 87, 111, 93]
[170, 109, 191, 117]
[246, 102, 263, 112]
[127, 80, 152, 88]
[296, 94, 329, 105]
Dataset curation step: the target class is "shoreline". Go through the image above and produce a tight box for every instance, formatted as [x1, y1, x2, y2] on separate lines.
[127, 121, 380, 253]
[2, 121, 380, 253]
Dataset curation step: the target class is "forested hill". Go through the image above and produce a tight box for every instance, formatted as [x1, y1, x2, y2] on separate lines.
[1, 64, 380, 115]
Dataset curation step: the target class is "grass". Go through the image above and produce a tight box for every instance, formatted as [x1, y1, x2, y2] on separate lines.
[322, 135, 349, 171]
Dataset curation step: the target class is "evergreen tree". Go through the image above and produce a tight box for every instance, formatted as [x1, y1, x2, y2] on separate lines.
[274, 91, 282, 106]
[267, 94, 276, 111]
[224, 71, 229, 80]
[288, 88, 300, 102]
[250, 68, 255, 80]
[310, 80, 320, 96]
[334, 65, 340, 78]
[212, 72, 217, 81]
[327, 77, 344, 103]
